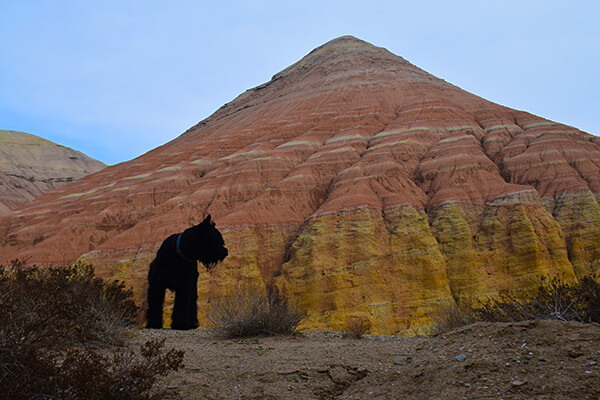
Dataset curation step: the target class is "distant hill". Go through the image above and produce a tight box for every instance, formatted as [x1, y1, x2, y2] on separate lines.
[0, 130, 106, 214]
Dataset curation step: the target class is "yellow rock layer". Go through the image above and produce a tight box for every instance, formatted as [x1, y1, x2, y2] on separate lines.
[551, 190, 600, 277]
[275, 199, 581, 334]
[430, 204, 489, 300]
[83, 195, 598, 334]
[276, 206, 453, 335]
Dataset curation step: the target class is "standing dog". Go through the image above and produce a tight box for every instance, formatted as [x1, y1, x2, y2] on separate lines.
[146, 215, 228, 329]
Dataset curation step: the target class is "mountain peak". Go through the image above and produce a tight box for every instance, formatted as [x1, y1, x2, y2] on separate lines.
[203, 36, 442, 125]
[272, 35, 401, 81]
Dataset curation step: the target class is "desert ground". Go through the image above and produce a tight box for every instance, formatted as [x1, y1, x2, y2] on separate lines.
[132, 320, 600, 400]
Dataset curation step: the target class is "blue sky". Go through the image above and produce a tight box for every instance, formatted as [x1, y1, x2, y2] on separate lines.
[1, 1, 598, 165]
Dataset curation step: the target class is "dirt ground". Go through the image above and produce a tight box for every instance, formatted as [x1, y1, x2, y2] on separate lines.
[132, 320, 600, 400]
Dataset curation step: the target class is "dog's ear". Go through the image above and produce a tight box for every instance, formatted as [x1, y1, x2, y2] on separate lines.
[200, 214, 212, 226]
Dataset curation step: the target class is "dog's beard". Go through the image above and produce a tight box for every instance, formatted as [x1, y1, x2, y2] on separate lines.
[201, 248, 227, 272]
[202, 260, 219, 272]
[203, 261, 217, 272]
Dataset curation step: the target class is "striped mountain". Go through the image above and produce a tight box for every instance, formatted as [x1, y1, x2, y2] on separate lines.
[1, 36, 599, 333]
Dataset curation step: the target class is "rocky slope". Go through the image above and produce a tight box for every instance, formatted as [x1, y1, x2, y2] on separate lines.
[0, 130, 105, 214]
[1, 36, 599, 333]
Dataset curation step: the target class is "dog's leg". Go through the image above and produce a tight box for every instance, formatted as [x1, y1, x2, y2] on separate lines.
[146, 260, 167, 329]
[172, 269, 200, 330]
[171, 286, 192, 330]
[146, 281, 166, 328]
[191, 268, 200, 328]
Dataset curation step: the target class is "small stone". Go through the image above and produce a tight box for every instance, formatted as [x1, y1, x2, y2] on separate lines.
[568, 349, 584, 358]
[329, 365, 354, 384]
[511, 380, 527, 386]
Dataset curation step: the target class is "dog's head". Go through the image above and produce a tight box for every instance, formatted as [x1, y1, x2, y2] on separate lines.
[182, 215, 228, 271]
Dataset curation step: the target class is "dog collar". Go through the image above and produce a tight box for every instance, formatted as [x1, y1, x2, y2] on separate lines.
[176, 233, 196, 264]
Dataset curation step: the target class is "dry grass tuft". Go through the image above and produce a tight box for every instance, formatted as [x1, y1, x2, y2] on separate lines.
[431, 275, 600, 334]
[203, 283, 306, 338]
[342, 316, 372, 339]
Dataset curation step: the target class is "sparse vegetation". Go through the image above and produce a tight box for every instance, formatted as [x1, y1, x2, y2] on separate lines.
[0, 259, 184, 400]
[203, 283, 306, 338]
[96, 210, 138, 232]
[431, 274, 600, 334]
[342, 316, 371, 339]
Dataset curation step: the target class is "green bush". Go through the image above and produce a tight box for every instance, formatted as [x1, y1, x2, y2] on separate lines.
[0, 259, 184, 400]
[431, 275, 600, 334]
[204, 283, 306, 338]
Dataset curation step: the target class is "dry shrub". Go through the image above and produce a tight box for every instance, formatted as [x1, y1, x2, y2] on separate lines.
[430, 297, 481, 334]
[0, 259, 137, 348]
[204, 283, 306, 338]
[342, 316, 372, 339]
[0, 259, 184, 400]
[431, 275, 600, 334]
[53, 339, 184, 400]
[477, 275, 600, 323]
[2, 338, 184, 400]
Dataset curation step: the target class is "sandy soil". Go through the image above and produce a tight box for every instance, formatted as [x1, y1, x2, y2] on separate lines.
[132, 320, 600, 400]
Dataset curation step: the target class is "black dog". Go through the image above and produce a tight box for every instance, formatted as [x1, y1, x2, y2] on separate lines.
[146, 215, 228, 330]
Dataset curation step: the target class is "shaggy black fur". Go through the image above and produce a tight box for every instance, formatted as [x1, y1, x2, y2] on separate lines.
[146, 215, 228, 330]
